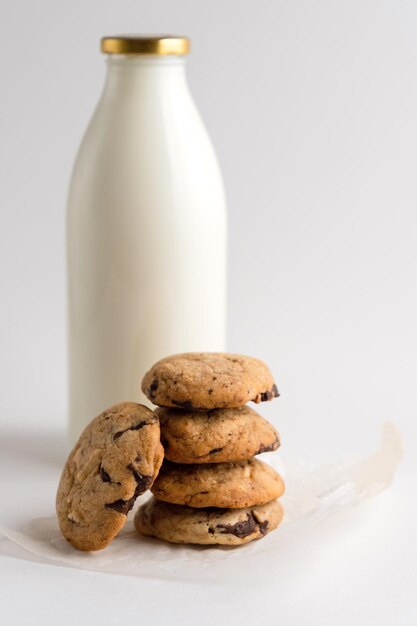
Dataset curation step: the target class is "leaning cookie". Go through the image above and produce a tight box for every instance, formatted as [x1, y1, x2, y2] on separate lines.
[56, 402, 164, 551]
[135, 497, 284, 545]
[142, 352, 279, 410]
[151, 459, 285, 508]
[158, 405, 280, 463]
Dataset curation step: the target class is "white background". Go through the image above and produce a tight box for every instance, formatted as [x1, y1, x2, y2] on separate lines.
[0, 1, 416, 624]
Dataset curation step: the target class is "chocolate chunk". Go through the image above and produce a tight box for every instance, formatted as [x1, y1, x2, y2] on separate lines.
[259, 385, 280, 402]
[208, 389, 213, 394]
[148, 379, 159, 399]
[105, 467, 153, 515]
[113, 420, 153, 440]
[258, 519, 269, 535]
[99, 465, 112, 482]
[105, 497, 136, 515]
[127, 463, 153, 494]
[214, 513, 257, 538]
[171, 400, 194, 411]
[213, 512, 269, 538]
[256, 438, 280, 455]
[99, 465, 121, 485]
[105, 495, 134, 515]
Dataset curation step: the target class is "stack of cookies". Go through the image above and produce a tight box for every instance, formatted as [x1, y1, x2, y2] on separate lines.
[136, 352, 285, 546]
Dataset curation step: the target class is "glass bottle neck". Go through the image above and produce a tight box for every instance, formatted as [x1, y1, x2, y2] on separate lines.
[103, 55, 188, 96]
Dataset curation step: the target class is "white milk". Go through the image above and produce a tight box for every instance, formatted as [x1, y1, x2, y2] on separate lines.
[67, 37, 227, 440]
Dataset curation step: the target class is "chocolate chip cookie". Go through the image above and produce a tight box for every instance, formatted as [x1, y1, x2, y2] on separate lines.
[56, 402, 164, 551]
[142, 352, 279, 410]
[157, 405, 280, 463]
[135, 497, 284, 545]
[151, 458, 285, 508]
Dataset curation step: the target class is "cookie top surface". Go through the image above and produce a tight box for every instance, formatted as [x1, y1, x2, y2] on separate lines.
[158, 405, 280, 464]
[56, 402, 164, 551]
[135, 497, 284, 545]
[151, 458, 285, 508]
[141, 352, 279, 410]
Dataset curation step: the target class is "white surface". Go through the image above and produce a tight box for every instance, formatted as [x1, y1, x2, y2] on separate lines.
[0, 0, 416, 623]
[0, 428, 415, 626]
[67, 53, 226, 438]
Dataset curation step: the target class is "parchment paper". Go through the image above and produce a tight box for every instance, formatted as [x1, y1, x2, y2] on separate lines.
[0, 423, 403, 578]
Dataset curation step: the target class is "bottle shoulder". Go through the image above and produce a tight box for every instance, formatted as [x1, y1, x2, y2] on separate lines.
[78, 88, 218, 159]
[69, 91, 225, 200]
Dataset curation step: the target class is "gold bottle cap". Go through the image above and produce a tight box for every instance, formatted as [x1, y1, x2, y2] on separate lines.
[101, 35, 190, 56]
